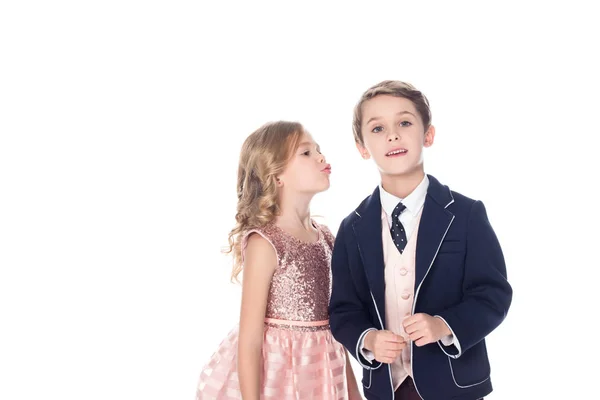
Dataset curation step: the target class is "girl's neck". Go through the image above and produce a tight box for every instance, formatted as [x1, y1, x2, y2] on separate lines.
[276, 192, 314, 231]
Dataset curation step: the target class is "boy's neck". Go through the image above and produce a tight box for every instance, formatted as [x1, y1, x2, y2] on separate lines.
[381, 169, 426, 199]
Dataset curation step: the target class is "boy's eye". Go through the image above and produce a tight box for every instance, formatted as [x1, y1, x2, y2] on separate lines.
[372, 126, 383, 133]
[400, 121, 412, 127]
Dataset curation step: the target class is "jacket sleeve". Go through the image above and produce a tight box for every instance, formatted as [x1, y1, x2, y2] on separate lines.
[329, 221, 382, 370]
[436, 200, 513, 358]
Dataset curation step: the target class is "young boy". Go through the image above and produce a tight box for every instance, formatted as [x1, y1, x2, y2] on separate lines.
[329, 81, 512, 400]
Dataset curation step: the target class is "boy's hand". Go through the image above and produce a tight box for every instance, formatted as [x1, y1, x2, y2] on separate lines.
[364, 330, 405, 364]
[403, 313, 451, 347]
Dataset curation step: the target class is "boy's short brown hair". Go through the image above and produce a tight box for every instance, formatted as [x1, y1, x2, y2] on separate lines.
[352, 80, 432, 145]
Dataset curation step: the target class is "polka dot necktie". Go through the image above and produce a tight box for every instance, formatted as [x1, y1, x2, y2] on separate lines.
[391, 202, 408, 254]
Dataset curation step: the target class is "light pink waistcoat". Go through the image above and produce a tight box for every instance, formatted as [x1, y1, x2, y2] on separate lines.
[382, 208, 423, 391]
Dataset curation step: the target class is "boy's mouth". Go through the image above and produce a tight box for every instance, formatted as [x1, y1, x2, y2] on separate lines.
[386, 148, 408, 157]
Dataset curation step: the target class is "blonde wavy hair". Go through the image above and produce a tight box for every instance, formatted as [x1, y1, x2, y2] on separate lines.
[227, 121, 304, 282]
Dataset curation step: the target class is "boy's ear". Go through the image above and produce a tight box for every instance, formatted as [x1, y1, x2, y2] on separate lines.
[355, 141, 371, 159]
[424, 125, 436, 148]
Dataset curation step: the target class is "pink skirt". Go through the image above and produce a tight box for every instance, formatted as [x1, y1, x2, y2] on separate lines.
[196, 320, 348, 399]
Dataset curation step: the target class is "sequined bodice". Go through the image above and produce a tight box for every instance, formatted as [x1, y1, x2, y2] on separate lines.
[247, 222, 334, 322]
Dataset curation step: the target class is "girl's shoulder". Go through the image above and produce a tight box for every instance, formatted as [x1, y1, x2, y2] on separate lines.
[241, 223, 287, 267]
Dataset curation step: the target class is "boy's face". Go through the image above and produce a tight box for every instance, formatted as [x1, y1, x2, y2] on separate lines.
[356, 95, 435, 179]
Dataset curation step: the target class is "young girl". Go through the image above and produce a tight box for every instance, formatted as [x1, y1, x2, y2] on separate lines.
[195, 121, 361, 399]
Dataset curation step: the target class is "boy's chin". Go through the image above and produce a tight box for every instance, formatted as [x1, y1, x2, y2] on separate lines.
[380, 167, 421, 178]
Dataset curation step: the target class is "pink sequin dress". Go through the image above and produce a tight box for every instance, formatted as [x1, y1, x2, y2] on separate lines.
[196, 221, 349, 399]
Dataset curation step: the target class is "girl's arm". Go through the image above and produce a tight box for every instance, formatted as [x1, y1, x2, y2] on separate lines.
[237, 233, 277, 400]
[344, 349, 362, 400]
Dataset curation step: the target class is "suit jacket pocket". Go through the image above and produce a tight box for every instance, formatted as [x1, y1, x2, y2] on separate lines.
[438, 239, 465, 254]
[448, 341, 491, 388]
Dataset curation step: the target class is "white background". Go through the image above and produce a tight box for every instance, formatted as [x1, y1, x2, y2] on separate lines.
[1, 1, 599, 399]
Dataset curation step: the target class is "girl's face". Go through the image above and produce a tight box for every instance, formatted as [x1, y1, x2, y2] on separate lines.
[277, 132, 331, 195]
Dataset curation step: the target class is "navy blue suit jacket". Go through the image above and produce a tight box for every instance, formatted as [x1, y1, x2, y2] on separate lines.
[329, 175, 512, 400]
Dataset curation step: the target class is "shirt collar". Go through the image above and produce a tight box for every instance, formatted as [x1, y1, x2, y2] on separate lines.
[379, 175, 429, 218]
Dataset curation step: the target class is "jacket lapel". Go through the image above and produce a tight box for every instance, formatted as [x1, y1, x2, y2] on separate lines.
[352, 187, 386, 325]
[415, 175, 455, 289]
